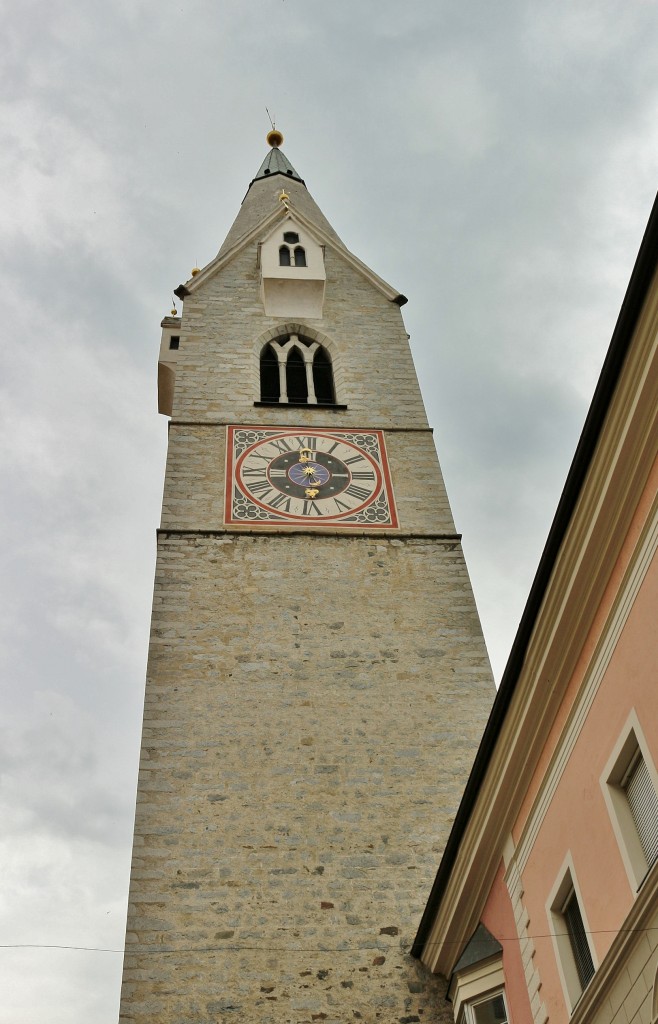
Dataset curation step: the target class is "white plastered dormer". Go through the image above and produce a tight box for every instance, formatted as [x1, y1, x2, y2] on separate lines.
[158, 315, 182, 416]
[260, 216, 326, 319]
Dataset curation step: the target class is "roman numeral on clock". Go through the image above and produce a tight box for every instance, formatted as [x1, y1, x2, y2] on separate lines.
[345, 484, 371, 501]
[269, 493, 292, 511]
[269, 437, 293, 454]
[250, 480, 275, 499]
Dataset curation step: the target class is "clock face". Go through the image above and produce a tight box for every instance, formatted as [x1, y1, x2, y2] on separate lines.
[226, 427, 398, 528]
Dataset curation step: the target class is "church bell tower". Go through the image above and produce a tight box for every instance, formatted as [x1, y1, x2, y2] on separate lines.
[119, 131, 494, 1023]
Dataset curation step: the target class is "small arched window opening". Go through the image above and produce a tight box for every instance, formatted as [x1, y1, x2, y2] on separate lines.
[286, 347, 308, 403]
[260, 344, 280, 402]
[294, 246, 307, 267]
[279, 245, 291, 267]
[259, 335, 336, 406]
[283, 232, 299, 244]
[313, 346, 334, 404]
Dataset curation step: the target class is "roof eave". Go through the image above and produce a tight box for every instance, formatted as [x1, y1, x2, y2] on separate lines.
[173, 199, 408, 308]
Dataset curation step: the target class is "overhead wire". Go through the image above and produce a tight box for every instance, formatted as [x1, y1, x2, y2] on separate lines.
[2, 923, 658, 955]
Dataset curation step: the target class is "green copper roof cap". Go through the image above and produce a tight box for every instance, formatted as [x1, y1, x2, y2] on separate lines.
[249, 129, 305, 190]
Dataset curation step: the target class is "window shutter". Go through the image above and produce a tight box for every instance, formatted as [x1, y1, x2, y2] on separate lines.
[563, 890, 594, 990]
[625, 754, 658, 868]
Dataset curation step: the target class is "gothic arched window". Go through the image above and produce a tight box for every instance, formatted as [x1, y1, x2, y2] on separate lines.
[259, 335, 336, 406]
[312, 346, 334, 404]
[259, 343, 280, 402]
[286, 347, 308, 402]
[278, 234, 306, 267]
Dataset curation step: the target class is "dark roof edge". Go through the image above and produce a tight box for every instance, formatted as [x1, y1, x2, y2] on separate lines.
[245, 169, 306, 198]
[411, 189, 658, 961]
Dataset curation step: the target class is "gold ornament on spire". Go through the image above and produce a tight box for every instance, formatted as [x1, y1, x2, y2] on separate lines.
[279, 189, 289, 203]
[267, 128, 284, 149]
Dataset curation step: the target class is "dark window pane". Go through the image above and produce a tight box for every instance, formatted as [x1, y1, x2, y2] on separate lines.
[564, 891, 595, 990]
[472, 993, 508, 1024]
[313, 347, 334, 404]
[260, 345, 280, 401]
[286, 348, 308, 403]
[169, 336, 180, 350]
[283, 232, 299, 244]
[294, 246, 307, 267]
[279, 246, 291, 267]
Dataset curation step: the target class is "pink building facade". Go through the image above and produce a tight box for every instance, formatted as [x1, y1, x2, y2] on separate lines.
[412, 194, 658, 1024]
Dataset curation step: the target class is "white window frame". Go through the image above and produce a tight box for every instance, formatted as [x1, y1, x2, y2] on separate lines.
[264, 335, 321, 405]
[457, 988, 509, 1024]
[450, 956, 507, 1024]
[546, 854, 597, 1011]
[600, 709, 658, 892]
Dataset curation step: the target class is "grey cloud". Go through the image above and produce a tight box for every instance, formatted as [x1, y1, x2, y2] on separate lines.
[2, 1, 658, 1019]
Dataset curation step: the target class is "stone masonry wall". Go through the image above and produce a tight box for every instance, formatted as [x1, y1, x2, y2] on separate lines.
[119, 533, 493, 1024]
[171, 245, 428, 430]
[121, 172, 496, 1022]
[159, 427, 455, 536]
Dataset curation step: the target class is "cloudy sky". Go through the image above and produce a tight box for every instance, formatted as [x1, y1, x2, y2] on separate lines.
[1, 1, 657, 1019]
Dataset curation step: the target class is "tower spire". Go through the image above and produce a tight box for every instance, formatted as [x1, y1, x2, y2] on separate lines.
[122, 130, 496, 1024]
[217, 129, 342, 258]
[249, 127, 305, 189]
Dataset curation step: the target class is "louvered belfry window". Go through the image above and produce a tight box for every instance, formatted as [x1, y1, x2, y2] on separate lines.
[563, 889, 595, 991]
[624, 751, 658, 869]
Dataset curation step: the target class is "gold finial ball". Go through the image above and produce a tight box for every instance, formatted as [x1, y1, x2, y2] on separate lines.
[267, 128, 284, 148]
[191, 266, 201, 277]
[279, 190, 289, 203]
[170, 306, 178, 316]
